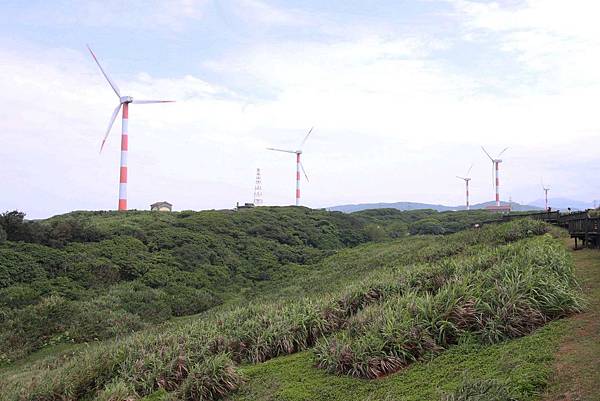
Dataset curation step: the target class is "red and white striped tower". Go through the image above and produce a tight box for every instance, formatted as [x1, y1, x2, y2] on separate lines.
[495, 160, 500, 207]
[457, 174, 472, 210]
[296, 152, 301, 206]
[482, 147, 508, 208]
[118, 103, 129, 211]
[267, 127, 313, 207]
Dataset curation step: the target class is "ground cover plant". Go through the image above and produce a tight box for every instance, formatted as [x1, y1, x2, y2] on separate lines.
[0, 219, 581, 401]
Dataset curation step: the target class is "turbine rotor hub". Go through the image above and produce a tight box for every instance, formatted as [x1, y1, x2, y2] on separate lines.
[120, 96, 133, 103]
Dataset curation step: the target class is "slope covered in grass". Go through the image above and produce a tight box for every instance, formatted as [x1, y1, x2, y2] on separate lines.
[0, 207, 506, 363]
[0, 219, 582, 401]
[0, 207, 370, 362]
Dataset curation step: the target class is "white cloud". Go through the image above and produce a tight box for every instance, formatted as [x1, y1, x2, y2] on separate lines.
[451, 0, 600, 88]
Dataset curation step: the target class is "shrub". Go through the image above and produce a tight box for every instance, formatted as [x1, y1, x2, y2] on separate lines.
[0, 284, 40, 308]
[410, 218, 446, 235]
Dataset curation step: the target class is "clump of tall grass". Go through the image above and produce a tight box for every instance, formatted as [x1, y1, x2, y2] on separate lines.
[314, 236, 583, 379]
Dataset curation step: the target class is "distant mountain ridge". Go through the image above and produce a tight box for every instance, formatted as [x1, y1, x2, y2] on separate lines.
[328, 200, 543, 213]
[528, 197, 596, 211]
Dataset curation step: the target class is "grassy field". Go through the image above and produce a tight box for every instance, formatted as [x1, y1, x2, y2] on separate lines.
[0, 219, 594, 401]
[232, 238, 600, 401]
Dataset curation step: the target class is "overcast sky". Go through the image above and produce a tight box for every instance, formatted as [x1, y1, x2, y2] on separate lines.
[1, 0, 599, 218]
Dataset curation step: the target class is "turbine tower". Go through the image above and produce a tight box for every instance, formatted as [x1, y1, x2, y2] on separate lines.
[254, 168, 263, 206]
[482, 146, 509, 207]
[456, 164, 473, 210]
[88, 45, 174, 211]
[267, 127, 313, 206]
[541, 179, 551, 211]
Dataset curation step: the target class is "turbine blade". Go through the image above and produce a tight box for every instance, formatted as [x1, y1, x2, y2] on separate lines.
[267, 147, 296, 154]
[456, 176, 465, 180]
[299, 126, 314, 148]
[300, 161, 309, 182]
[100, 103, 122, 153]
[481, 146, 493, 161]
[466, 163, 473, 176]
[87, 45, 121, 97]
[497, 147, 509, 158]
[132, 99, 176, 104]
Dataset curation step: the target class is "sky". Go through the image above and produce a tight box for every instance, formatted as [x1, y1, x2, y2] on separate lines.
[0, 0, 599, 218]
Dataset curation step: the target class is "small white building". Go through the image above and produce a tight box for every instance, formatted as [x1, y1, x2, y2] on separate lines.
[150, 201, 173, 212]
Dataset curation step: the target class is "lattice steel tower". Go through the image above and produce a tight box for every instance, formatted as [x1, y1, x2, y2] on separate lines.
[253, 168, 263, 206]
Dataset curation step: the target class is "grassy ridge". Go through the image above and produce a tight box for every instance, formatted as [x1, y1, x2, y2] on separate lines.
[234, 322, 567, 401]
[0, 219, 580, 401]
[314, 236, 582, 378]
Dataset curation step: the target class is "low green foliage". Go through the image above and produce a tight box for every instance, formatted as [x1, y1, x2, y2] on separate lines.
[0, 219, 578, 401]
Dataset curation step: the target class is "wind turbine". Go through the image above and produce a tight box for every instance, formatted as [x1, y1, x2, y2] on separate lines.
[482, 146, 509, 207]
[267, 127, 313, 206]
[87, 45, 174, 211]
[541, 179, 551, 211]
[456, 164, 473, 210]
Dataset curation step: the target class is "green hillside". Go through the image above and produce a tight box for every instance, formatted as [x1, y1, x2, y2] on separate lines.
[0, 211, 584, 401]
[0, 207, 373, 362]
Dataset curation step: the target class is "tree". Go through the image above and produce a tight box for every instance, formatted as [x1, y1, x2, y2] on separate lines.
[0, 211, 26, 241]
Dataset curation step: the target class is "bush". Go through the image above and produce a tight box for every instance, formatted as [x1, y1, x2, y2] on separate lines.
[109, 282, 172, 323]
[0, 285, 40, 308]
[164, 284, 219, 317]
[410, 218, 446, 235]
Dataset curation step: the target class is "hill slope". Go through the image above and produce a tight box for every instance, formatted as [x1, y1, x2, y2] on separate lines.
[0, 207, 371, 361]
[0, 219, 584, 401]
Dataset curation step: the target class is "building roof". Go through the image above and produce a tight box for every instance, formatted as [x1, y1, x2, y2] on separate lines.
[151, 201, 172, 207]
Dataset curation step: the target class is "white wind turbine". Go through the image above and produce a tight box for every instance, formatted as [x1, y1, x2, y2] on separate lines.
[482, 146, 509, 207]
[456, 164, 473, 210]
[541, 179, 551, 211]
[88, 45, 174, 211]
[267, 127, 313, 206]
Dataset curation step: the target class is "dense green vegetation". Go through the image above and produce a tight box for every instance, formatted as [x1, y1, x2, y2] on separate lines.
[0, 217, 581, 401]
[0, 207, 370, 362]
[0, 207, 505, 363]
[350, 208, 502, 237]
